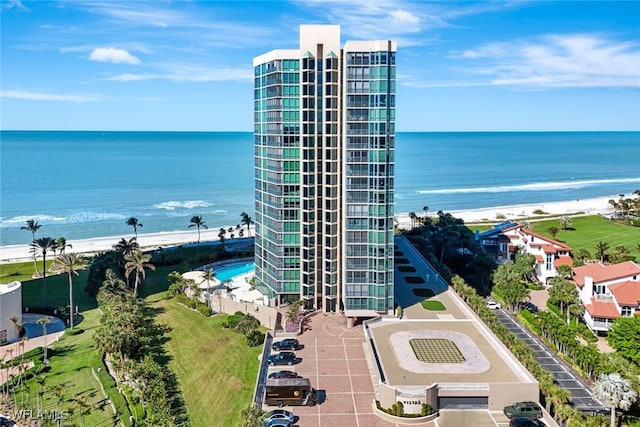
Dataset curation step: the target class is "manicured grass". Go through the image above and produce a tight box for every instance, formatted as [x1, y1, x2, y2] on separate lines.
[530, 216, 640, 260]
[0, 260, 54, 283]
[467, 215, 640, 261]
[14, 308, 121, 427]
[5, 246, 259, 425]
[152, 298, 261, 427]
[420, 300, 446, 311]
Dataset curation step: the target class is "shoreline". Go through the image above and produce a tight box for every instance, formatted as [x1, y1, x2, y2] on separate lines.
[0, 196, 615, 264]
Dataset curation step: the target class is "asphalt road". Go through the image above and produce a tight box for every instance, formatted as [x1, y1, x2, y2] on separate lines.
[493, 307, 607, 415]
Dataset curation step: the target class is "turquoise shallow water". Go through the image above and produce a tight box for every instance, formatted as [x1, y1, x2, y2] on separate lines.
[1, 131, 639, 245]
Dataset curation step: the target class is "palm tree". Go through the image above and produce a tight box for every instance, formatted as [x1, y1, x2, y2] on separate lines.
[593, 372, 638, 427]
[37, 317, 52, 362]
[202, 269, 217, 293]
[189, 215, 208, 244]
[57, 253, 87, 330]
[240, 212, 253, 237]
[21, 219, 41, 275]
[560, 216, 572, 231]
[408, 212, 416, 228]
[56, 237, 72, 255]
[124, 250, 156, 298]
[126, 217, 143, 238]
[422, 206, 429, 224]
[218, 227, 227, 249]
[31, 237, 56, 305]
[113, 236, 140, 256]
[595, 241, 610, 263]
[9, 315, 24, 342]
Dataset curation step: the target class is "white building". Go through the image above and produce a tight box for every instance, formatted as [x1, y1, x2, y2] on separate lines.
[0, 281, 22, 343]
[476, 222, 573, 285]
[573, 261, 640, 333]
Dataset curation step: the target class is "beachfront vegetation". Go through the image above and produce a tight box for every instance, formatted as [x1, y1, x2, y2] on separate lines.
[126, 216, 143, 238]
[21, 219, 42, 275]
[241, 211, 253, 237]
[55, 253, 87, 330]
[188, 214, 208, 245]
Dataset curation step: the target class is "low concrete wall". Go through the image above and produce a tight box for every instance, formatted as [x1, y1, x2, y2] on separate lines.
[372, 402, 439, 425]
[213, 297, 280, 331]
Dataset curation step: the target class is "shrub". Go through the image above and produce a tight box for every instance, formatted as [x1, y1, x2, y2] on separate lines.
[246, 330, 264, 347]
[223, 312, 243, 329]
[546, 300, 563, 318]
[195, 302, 212, 317]
[422, 403, 435, 416]
[518, 309, 540, 335]
[532, 209, 547, 215]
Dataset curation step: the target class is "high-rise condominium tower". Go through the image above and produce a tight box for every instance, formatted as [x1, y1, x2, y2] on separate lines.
[253, 25, 396, 318]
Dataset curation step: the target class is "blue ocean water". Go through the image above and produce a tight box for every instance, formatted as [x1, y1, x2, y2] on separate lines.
[1, 131, 639, 246]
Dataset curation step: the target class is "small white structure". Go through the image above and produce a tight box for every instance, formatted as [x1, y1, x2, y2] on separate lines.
[0, 281, 22, 343]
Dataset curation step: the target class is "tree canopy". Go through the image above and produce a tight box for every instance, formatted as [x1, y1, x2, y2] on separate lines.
[607, 316, 640, 365]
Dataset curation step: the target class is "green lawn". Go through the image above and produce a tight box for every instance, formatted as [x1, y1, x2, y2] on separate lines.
[152, 298, 261, 427]
[421, 300, 446, 311]
[468, 215, 640, 261]
[529, 216, 640, 260]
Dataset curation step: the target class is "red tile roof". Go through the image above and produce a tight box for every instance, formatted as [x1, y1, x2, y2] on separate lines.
[609, 281, 640, 306]
[573, 261, 640, 287]
[554, 257, 573, 267]
[585, 298, 620, 319]
[535, 255, 544, 263]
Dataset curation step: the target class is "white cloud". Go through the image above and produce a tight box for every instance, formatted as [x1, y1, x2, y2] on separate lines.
[1, 90, 100, 103]
[445, 34, 640, 88]
[1, 0, 28, 11]
[89, 47, 141, 64]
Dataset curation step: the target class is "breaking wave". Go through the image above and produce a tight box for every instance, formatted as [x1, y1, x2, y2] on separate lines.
[417, 178, 640, 195]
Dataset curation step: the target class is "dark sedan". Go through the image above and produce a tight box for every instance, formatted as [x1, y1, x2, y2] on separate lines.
[268, 370, 301, 379]
[267, 351, 300, 366]
[272, 338, 303, 351]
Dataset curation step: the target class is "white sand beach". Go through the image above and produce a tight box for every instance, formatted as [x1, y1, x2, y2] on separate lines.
[0, 227, 253, 264]
[0, 196, 615, 264]
[395, 196, 614, 229]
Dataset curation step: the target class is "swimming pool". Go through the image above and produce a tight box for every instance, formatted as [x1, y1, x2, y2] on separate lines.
[213, 261, 255, 283]
[22, 313, 65, 338]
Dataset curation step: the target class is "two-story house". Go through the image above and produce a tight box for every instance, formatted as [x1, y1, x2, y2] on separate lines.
[476, 222, 573, 285]
[572, 261, 640, 333]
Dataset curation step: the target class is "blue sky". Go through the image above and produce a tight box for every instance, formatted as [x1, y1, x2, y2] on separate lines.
[1, 0, 639, 131]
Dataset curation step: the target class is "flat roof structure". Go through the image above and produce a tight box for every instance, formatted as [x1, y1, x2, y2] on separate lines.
[362, 237, 538, 413]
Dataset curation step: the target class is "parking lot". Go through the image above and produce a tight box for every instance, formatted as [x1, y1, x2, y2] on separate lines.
[264, 313, 410, 426]
[262, 313, 556, 427]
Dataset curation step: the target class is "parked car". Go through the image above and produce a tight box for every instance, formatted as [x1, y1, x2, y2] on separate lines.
[265, 420, 292, 427]
[268, 370, 301, 379]
[267, 351, 299, 366]
[265, 409, 295, 423]
[272, 338, 303, 351]
[486, 300, 501, 310]
[503, 401, 542, 419]
[509, 417, 547, 427]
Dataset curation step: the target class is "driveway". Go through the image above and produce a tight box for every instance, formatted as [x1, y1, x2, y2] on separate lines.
[493, 308, 606, 414]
